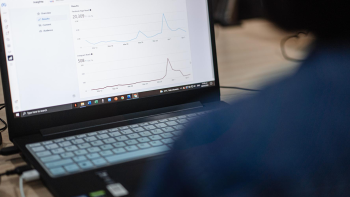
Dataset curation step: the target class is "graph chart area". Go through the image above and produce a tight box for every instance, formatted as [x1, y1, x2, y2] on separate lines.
[70, 0, 194, 98]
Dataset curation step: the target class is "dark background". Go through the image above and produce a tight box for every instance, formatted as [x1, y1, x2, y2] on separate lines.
[213, 0, 263, 26]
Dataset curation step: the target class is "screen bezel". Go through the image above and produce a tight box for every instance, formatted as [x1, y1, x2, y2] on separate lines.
[0, 0, 220, 141]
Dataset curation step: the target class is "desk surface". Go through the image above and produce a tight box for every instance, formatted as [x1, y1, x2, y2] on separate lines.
[0, 19, 310, 197]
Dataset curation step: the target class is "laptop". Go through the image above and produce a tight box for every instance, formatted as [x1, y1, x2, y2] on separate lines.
[0, 0, 225, 196]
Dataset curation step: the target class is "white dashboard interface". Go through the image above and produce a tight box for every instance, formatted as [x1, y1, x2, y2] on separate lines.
[0, 0, 215, 116]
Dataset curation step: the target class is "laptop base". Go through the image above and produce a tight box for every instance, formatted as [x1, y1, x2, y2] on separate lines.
[15, 101, 228, 197]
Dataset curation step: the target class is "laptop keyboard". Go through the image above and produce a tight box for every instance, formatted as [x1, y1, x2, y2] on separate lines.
[26, 112, 208, 178]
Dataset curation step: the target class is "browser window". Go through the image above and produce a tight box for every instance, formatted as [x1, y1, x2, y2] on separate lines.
[0, 0, 215, 117]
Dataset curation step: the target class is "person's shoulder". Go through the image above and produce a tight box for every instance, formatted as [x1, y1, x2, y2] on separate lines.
[173, 65, 323, 150]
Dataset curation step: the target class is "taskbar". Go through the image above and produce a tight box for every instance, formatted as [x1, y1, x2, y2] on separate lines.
[13, 81, 215, 118]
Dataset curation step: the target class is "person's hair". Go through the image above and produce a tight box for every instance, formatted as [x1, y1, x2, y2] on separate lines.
[262, 0, 349, 38]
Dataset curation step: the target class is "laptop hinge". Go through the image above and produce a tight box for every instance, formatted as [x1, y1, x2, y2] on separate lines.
[41, 101, 203, 137]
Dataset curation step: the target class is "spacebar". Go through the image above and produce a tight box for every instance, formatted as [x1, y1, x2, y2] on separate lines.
[106, 145, 170, 164]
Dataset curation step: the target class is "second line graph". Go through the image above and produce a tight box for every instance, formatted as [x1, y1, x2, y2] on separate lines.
[85, 14, 187, 45]
[91, 58, 191, 91]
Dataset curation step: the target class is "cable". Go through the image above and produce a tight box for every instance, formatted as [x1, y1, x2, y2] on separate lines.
[220, 86, 260, 92]
[0, 118, 7, 132]
[20, 175, 25, 197]
[0, 146, 20, 156]
[0, 165, 33, 176]
[0, 165, 33, 186]
[0, 104, 7, 147]
[19, 170, 40, 197]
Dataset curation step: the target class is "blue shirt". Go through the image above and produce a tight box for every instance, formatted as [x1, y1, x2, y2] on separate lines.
[140, 41, 350, 197]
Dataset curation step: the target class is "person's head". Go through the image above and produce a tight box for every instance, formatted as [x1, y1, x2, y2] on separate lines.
[262, 0, 348, 39]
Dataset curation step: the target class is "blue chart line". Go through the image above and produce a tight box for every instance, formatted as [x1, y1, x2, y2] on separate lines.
[85, 14, 187, 45]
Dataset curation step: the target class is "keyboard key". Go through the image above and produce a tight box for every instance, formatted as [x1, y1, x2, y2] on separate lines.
[43, 141, 53, 145]
[112, 148, 126, 154]
[100, 150, 113, 157]
[65, 145, 78, 152]
[61, 152, 75, 158]
[52, 148, 65, 154]
[139, 122, 149, 126]
[65, 136, 76, 141]
[33, 146, 45, 152]
[92, 158, 107, 166]
[125, 145, 138, 152]
[162, 127, 175, 132]
[125, 139, 138, 145]
[87, 147, 101, 153]
[159, 119, 168, 123]
[151, 129, 163, 135]
[139, 131, 152, 137]
[78, 143, 91, 149]
[76, 134, 87, 138]
[64, 164, 80, 173]
[36, 151, 51, 157]
[132, 127, 145, 132]
[129, 124, 139, 128]
[166, 121, 177, 126]
[98, 130, 108, 134]
[120, 126, 129, 130]
[101, 144, 114, 150]
[106, 146, 170, 163]
[28, 143, 41, 147]
[46, 159, 73, 168]
[78, 161, 94, 169]
[71, 139, 84, 144]
[84, 136, 97, 142]
[86, 153, 100, 159]
[116, 136, 128, 141]
[108, 128, 119, 132]
[59, 141, 72, 147]
[91, 140, 104, 146]
[150, 141, 163, 147]
[172, 131, 181, 136]
[169, 117, 177, 121]
[120, 129, 133, 135]
[113, 142, 126, 148]
[144, 125, 156, 130]
[178, 115, 187, 119]
[41, 155, 61, 163]
[73, 156, 87, 162]
[50, 167, 66, 176]
[173, 125, 185, 130]
[137, 143, 151, 149]
[137, 137, 150, 143]
[97, 134, 109, 140]
[161, 139, 174, 144]
[149, 135, 162, 141]
[188, 114, 197, 117]
[109, 131, 121, 137]
[127, 133, 140, 139]
[54, 139, 65, 143]
[74, 149, 88, 155]
[177, 119, 188, 124]
[87, 132, 98, 136]
[161, 133, 174, 139]
[149, 121, 159, 125]
[155, 123, 167, 128]
[103, 138, 116, 144]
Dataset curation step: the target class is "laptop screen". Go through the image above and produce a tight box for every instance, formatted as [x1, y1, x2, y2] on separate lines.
[0, 0, 216, 118]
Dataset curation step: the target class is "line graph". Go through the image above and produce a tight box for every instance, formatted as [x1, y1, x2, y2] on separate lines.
[91, 58, 190, 91]
[85, 14, 187, 45]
